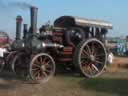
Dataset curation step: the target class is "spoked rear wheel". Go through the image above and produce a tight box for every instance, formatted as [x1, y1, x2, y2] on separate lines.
[29, 53, 55, 83]
[73, 38, 107, 78]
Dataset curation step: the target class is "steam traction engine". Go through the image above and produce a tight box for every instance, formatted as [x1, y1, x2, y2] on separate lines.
[5, 7, 112, 83]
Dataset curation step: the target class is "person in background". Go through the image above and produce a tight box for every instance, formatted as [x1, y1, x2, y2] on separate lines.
[104, 48, 114, 70]
[107, 51, 114, 65]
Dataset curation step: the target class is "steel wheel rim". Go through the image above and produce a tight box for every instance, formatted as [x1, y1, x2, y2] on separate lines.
[30, 53, 55, 82]
[6, 51, 17, 65]
[11, 52, 29, 76]
[79, 39, 107, 77]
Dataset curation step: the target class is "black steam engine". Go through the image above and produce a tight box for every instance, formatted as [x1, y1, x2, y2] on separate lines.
[3, 6, 112, 83]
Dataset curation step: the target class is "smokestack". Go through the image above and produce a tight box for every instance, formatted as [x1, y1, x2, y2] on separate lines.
[30, 6, 38, 36]
[16, 15, 22, 40]
[23, 24, 28, 39]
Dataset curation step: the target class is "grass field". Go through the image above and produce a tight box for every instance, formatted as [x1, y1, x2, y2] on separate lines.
[0, 68, 127, 96]
[0, 56, 128, 96]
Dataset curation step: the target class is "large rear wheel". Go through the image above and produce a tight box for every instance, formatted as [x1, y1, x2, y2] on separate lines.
[73, 38, 107, 78]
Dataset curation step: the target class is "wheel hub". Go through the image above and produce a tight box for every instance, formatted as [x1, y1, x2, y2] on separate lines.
[41, 65, 46, 71]
[90, 55, 95, 61]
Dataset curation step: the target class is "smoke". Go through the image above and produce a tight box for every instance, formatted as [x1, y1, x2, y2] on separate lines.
[0, 1, 8, 8]
[9, 2, 32, 10]
[0, 1, 33, 10]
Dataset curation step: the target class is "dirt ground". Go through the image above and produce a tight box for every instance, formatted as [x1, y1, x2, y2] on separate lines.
[0, 56, 128, 96]
[109, 56, 128, 71]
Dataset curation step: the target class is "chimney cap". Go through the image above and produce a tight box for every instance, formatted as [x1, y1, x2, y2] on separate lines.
[31, 6, 38, 9]
[16, 15, 23, 21]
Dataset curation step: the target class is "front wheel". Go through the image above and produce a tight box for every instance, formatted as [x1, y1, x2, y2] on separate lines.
[29, 53, 56, 83]
[11, 52, 29, 78]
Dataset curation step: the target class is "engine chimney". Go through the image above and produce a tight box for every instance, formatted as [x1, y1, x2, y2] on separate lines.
[16, 15, 22, 40]
[30, 6, 38, 36]
[23, 24, 28, 39]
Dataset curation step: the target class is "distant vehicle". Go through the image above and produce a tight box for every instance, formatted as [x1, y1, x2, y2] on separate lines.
[111, 39, 128, 56]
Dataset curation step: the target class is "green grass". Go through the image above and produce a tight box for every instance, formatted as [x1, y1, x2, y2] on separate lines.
[56, 69, 128, 96]
[0, 69, 128, 96]
[80, 78, 128, 96]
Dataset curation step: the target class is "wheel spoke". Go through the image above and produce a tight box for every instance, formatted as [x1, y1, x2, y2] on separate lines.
[93, 48, 98, 56]
[43, 72, 48, 77]
[45, 60, 51, 65]
[91, 64, 99, 72]
[33, 63, 41, 68]
[40, 57, 43, 63]
[32, 68, 39, 71]
[86, 64, 93, 74]
[81, 60, 88, 66]
[95, 54, 105, 57]
[46, 65, 52, 70]
[37, 72, 41, 79]
[95, 60, 103, 64]
[91, 42, 95, 55]
[82, 49, 90, 57]
[81, 60, 85, 66]
[81, 56, 90, 60]
[93, 45, 102, 56]
[35, 59, 40, 64]
[45, 69, 51, 74]
[42, 57, 47, 65]
[86, 44, 91, 55]
[33, 69, 41, 77]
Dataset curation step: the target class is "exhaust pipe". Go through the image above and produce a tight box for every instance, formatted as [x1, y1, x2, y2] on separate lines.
[16, 15, 22, 40]
[30, 6, 38, 36]
[23, 24, 28, 39]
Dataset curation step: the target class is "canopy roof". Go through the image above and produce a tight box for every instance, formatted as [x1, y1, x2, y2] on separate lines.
[54, 16, 113, 29]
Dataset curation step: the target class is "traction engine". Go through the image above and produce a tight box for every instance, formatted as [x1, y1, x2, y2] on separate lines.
[2, 6, 112, 83]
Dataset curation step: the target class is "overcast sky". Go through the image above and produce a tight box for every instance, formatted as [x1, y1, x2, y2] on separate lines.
[0, 0, 127, 38]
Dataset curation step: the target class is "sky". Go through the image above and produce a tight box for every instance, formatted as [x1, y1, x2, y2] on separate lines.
[0, 0, 128, 38]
